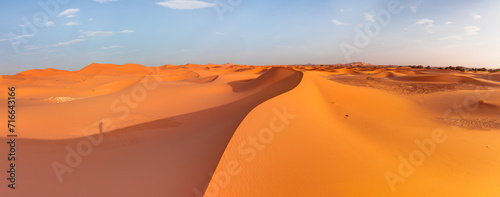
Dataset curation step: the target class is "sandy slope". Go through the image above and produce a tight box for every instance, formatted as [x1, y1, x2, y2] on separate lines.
[0, 64, 499, 197]
[207, 70, 500, 196]
[0, 65, 302, 197]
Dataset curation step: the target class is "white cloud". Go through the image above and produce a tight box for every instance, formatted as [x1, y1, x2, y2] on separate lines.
[15, 35, 33, 39]
[45, 21, 55, 27]
[416, 18, 434, 26]
[85, 31, 115, 36]
[52, 39, 86, 46]
[438, 35, 464, 41]
[89, 18, 94, 21]
[155, 0, 216, 10]
[0, 38, 8, 42]
[41, 49, 56, 53]
[24, 45, 40, 50]
[364, 13, 375, 22]
[473, 14, 481, 19]
[65, 21, 80, 26]
[331, 19, 345, 26]
[120, 30, 134, 33]
[410, 5, 417, 13]
[57, 8, 80, 18]
[93, 0, 119, 3]
[445, 21, 453, 25]
[464, 26, 480, 35]
[102, 45, 122, 50]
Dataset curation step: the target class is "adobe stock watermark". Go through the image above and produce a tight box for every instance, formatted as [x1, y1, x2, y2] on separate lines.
[384, 77, 494, 192]
[384, 128, 447, 192]
[8, 0, 71, 54]
[51, 67, 166, 182]
[339, 0, 403, 62]
[213, 0, 242, 21]
[442, 88, 493, 128]
[192, 106, 296, 197]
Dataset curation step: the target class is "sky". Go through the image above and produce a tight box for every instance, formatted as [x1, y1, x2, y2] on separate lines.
[0, 0, 499, 74]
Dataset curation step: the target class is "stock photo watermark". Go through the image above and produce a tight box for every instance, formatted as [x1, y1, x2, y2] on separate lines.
[213, 0, 242, 21]
[51, 66, 166, 182]
[8, 0, 71, 54]
[384, 76, 494, 192]
[339, 0, 403, 62]
[193, 106, 296, 197]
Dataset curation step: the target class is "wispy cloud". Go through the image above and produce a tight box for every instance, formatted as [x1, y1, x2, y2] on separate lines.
[410, 5, 418, 13]
[93, 0, 119, 3]
[22, 48, 56, 55]
[102, 45, 122, 50]
[331, 19, 345, 26]
[85, 31, 115, 36]
[57, 8, 80, 18]
[409, 0, 422, 13]
[52, 39, 86, 46]
[155, 0, 216, 10]
[473, 14, 481, 19]
[80, 30, 132, 37]
[24, 45, 40, 50]
[364, 13, 375, 22]
[438, 35, 464, 41]
[0, 38, 8, 42]
[45, 21, 55, 27]
[415, 18, 434, 26]
[464, 26, 480, 35]
[445, 21, 453, 25]
[65, 21, 80, 26]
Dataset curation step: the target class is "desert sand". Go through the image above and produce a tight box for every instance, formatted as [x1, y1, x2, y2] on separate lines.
[0, 63, 499, 196]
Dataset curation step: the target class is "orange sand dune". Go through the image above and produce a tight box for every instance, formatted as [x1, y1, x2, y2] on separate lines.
[228, 68, 302, 92]
[207, 71, 500, 197]
[184, 75, 219, 83]
[370, 71, 404, 78]
[392, 75, 496, 85]
[0, 64, 499, 197]
[0, 66, 302, 197]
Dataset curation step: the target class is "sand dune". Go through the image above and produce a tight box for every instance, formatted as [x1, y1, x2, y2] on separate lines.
[391, 75, 498, 86]
[228, 68, 302, 92]
[370, 71, 404, 78]
[0, 64, 499, 197]
[184, 75, 219, 83]
[0, 65, 303, 197]
[206, 71, 500, 197]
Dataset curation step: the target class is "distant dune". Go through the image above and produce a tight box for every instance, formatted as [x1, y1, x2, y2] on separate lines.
[0, 63, 499, 197]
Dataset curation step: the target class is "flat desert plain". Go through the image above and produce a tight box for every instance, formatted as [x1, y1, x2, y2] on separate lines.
[1, 63, 499, 196]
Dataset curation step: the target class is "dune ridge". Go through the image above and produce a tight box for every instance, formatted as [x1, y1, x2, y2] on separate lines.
[0, 66, 303, 197]
[0, 63, 499, 197]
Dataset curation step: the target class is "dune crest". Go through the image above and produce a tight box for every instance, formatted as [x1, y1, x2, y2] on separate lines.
[0, 64, 499, 197]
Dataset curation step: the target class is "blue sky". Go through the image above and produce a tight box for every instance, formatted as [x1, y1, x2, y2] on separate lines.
[0, 0, 499, 74]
